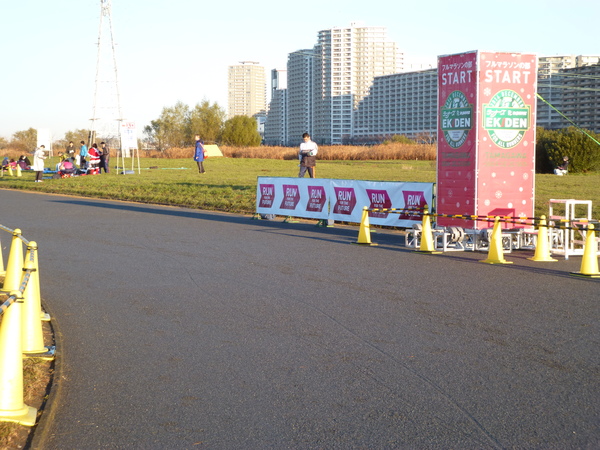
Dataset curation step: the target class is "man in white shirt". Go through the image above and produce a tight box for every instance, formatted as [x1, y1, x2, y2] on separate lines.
[298, 132, 318, 178]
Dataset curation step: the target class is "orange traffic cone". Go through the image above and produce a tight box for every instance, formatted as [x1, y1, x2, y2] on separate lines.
[0, 291, 37, 426]
[1, 230, 24, 293]
[528, 215, 557, 262]
[354, 207, 377, 246]
[21, 242, 54, 358]
[415, 206, 440, 254]
[480, 217, 513, 264]
[571, 224, 600, 278]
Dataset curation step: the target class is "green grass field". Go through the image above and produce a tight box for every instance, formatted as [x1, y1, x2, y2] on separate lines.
[1, 157, 599, 220]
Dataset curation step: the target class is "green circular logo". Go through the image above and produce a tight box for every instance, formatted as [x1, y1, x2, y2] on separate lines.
[441, 91, 472, 149]
[483, 90, 530, 148]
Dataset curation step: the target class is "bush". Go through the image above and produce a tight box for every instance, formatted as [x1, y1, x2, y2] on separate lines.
[536, 127, 600, 173]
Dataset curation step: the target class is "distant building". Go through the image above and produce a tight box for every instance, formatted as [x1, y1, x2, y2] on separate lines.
[353, 68, 438, 143]
[286, 49, 315, 146]
[537, 55, 600, 130]
[227, 61, 267, 119]
[312, 23, 402, 144]
[264, 69, 288, 146]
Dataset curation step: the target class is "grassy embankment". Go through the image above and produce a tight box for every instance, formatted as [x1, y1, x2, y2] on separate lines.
[1, 143, 599, 219]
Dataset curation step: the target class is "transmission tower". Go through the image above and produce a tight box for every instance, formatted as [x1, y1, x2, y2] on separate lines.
[90, 0, 123, 149]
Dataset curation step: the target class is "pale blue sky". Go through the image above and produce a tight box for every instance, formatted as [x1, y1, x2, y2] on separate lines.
[1, 0, 598, 140]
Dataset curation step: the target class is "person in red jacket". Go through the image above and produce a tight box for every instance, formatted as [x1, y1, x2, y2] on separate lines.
[87, 143, 101, 174]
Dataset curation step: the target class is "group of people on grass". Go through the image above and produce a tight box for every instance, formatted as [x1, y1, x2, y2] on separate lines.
[50, 141, 111, 180]
[58, 141, 110, 175]
[1, 140, 112, 183]
[1, 154, 32, 171]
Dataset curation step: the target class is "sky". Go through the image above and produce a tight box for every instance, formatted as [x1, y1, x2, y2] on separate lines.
[1, 0, 598, 141]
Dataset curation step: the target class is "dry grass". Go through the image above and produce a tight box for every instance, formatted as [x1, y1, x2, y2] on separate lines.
[137, 142, 437, 161]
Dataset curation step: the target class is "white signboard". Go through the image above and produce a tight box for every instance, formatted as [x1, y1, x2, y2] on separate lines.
[120, 122, 138, 157]
[36, 128, 52, 153]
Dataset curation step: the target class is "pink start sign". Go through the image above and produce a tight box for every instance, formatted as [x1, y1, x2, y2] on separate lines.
[437, 51, 537, 229]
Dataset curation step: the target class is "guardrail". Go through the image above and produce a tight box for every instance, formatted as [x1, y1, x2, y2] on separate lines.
[0, 226, 55, 426]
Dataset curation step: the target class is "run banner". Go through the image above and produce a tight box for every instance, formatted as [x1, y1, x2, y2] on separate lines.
[256, 177, 434, 227]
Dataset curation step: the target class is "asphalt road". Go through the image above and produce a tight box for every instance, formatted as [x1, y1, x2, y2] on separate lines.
[1, 189, 598, 449]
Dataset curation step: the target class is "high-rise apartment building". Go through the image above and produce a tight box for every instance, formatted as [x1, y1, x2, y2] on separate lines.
[227, 61, 267, 119]
[286, 49, 315, 146]
[264, 69, 288, 146]
[353, 68, 438, 143]
[537, 55, 600, 130]
[312, 23, 402, 144]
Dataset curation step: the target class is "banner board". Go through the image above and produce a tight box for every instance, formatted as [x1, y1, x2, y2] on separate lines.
[120, 122, 138, 157]
[36, 128, 52, 154]
[437, 51, 537, 229]
[256, 177, 434, 227]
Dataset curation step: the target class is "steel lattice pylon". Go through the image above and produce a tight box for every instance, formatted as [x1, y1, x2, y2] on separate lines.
[90, 0, 123, 149]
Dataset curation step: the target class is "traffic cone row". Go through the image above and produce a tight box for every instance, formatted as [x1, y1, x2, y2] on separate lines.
[354, 207, 377, 246]
[352, 208, 599, 277]
[480, 217, 513, 264]
[528, 216, 557, 262]
[0, 237, 5, 277]
[415, 206, 441, 254]
[572, 224, 600, 278]
[0, 229, 55, 426]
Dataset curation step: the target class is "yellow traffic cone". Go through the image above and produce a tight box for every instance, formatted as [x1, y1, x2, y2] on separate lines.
[571, 224, 600, 278]
[1, 230, 24, 293]
[7, 166, 13, 177]
[21, 242, 53, 358]
[0, 237, 5, 277]
[415, 206, 441, 254]
[354, 207, 377, 245]
[480, 217, 513, 264]
[16, 165, 22, 177]
[528, 215, 557, 262]
[0, 291, 37, 426]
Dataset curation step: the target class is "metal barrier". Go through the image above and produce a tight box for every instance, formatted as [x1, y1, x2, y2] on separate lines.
[354, 207, 600, 277]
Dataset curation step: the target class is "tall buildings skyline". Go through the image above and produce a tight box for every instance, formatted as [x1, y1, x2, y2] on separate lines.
[256, 24, 600, 147]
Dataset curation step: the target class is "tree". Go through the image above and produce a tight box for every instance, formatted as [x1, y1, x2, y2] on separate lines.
[220, 116, 262, 147]
[0, 136, 8, 149]
[536, 127, 600, 173]
[54, 129, 89, 150]
[10, 128, 37, 152]
[147, 101, 190, 149]
[188, 100, 226, 144]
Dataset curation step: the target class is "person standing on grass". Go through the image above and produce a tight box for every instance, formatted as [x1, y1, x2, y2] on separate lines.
[99, 141, 110, 173]
[298, 132, 318, 178]
[79, 140, 88, 169]
[193, 135, 206, 174]
[88, 143, 101, 173]
[33, 144, 47, 182]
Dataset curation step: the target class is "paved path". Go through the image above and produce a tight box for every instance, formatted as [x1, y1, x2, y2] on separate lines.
[1, 190, 598, 449]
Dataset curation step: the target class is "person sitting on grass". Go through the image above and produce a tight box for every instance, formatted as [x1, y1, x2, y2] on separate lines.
[554, 156, 569, 176]
[58, 159, 76, 177]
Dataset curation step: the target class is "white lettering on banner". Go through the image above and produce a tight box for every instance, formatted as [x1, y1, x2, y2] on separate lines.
[338, 190, 352, 201]
[484, 70, 531, 84]
[441, 70, 473, 85]
[311, 190, 322, 199]
[262, 186, 273, 196]
[407, 194, 422, 206]
[371, 192, 386, 204]
[286, 187, 298, 197]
